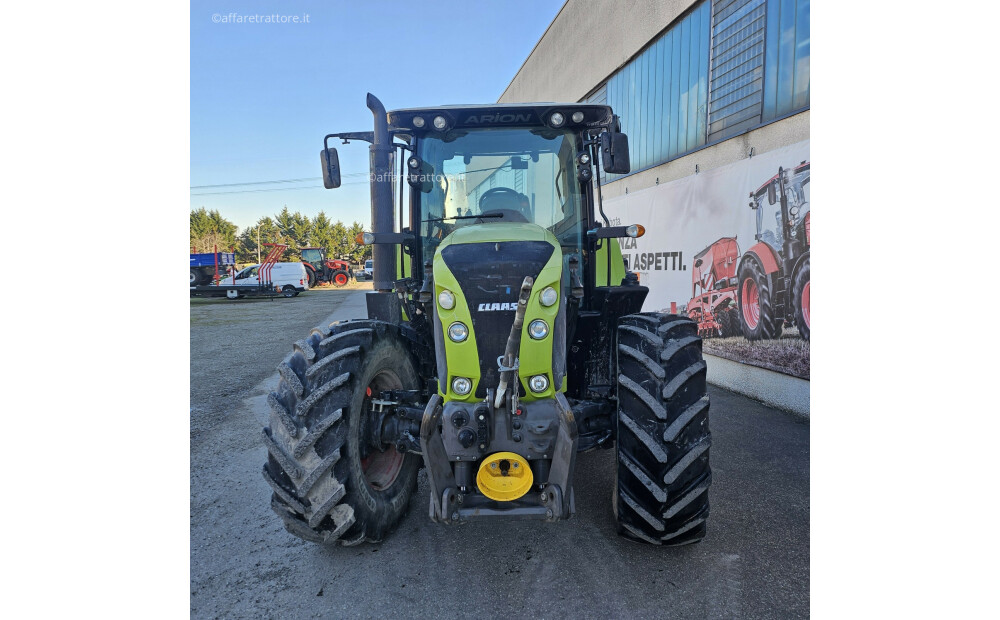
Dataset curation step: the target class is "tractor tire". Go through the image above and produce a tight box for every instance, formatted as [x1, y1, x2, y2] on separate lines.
[614, 313, 711, 546]
[262, 320, 422, 545]
[726, 307, 743, 337]
[717, 309, 731, 337]
[793, 257, 810, 341]
[190, 269, 199, 286]
[331, 270, 350, 287]
[738, 259, 782, 341]
[306, 268, 317, 289]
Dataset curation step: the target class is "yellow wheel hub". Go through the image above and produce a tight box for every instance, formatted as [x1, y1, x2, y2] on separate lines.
[476, 452, 533, 502]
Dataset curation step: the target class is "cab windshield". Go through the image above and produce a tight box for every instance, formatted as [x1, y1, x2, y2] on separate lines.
[755, 168, 810, 250]
[416, 127, 585, 255]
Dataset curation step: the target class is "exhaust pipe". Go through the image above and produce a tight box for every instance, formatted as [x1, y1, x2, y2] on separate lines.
[367, 93, 395, 293]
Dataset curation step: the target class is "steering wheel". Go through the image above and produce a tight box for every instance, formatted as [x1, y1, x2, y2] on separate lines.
[478, 187, 529, 223]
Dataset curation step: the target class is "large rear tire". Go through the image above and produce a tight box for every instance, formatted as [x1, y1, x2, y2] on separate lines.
[190, 269, 199, 286]
[738, 259, 782, 341]
[262, 320, 421, 545]
[793, 257, 810, 341]
[614, 313, 711, 546]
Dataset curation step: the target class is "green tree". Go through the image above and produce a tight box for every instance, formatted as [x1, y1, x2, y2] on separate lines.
[235, 216, 280, 264]
[271, 205, 314, 261]
[190, 208, 238, 253]
[348, 221, 369, 264]
[329, 221, 350, 259]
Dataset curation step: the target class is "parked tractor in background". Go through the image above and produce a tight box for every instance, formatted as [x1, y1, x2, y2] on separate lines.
[300, 247, 353, 287]
[737, 161, 810, 341]
[687, 237, 742, 338]
[260, 95, 712, 549]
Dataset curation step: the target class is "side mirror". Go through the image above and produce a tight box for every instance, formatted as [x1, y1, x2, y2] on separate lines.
[767, 180, 777, 205]
[600, 131, 631, 174]
[321, 147, 341, 189]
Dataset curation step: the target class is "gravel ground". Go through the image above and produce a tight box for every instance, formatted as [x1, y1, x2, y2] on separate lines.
[191, 288, 809, 618]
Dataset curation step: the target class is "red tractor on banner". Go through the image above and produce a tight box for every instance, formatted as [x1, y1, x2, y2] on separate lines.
[738, 161, 810, 341]
[300, 247, 353, 287]
[687, 237, 742, 338]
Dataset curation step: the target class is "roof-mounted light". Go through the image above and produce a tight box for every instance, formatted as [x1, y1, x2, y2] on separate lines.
[549, 112, 565, 127]
[571, 111, 585, 123]
[412, 116, 425, 128]
[433, 116, 447, 130]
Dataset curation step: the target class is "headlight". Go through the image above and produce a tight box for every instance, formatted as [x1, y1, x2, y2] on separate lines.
[529, 375, 549, 393]
[452, 377, 472, 395]
[571, 111, 585, 123]
[438, 290, 455, 309]
[528, 319, 549, 340]
[577, 152, 590, 165]
[433, 115, 447, 130]
[448, 322, 468, 342]
[412, 116, 425, 128]
[408, 156, 420, 168]
[540, 286, 558, 307]
[549, 112, 565, 127]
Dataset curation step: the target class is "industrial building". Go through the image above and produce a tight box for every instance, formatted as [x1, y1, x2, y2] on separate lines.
[500, 0, 810, 407]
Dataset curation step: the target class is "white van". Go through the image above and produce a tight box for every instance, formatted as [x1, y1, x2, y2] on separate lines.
[231, 262, 310, 296]
[364, 259, 373, 280]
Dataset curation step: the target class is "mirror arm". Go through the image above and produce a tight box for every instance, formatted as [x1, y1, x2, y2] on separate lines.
[324, 131, 375, 147]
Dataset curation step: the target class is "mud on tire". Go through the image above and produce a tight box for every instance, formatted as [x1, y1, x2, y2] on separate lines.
[614, 313, 711, 546]
[262, 320, 422, 545]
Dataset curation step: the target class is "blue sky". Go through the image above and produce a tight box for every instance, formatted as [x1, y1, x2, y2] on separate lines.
[191, 0, 565, 232]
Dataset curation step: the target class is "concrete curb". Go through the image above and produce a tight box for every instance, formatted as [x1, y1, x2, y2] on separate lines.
[704, 353, 810, 418]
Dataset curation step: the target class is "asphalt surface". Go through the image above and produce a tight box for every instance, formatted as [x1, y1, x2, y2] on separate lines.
[191, 288, 809, 619]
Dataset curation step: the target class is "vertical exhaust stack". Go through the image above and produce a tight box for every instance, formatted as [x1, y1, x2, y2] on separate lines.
[367, 93, 395, 293]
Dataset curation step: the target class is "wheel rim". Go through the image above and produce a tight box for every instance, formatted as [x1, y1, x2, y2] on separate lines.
[335, 273, 348, 286]
[360, 370, 405, 490]
[742, 279, 760, 329]
[190, 272, 197, 284]
[801, 281, 810, 328]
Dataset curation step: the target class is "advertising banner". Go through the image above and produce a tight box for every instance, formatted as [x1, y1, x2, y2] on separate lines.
[604, 140, 810, 378]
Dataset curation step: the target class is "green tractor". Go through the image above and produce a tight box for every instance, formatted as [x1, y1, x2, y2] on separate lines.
[261, 95, 711, 546]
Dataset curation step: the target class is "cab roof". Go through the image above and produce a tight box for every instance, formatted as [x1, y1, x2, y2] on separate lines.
[387, 103, 614, 133]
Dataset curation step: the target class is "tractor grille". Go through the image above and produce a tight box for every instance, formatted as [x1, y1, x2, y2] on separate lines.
[441, 241, 554, 398]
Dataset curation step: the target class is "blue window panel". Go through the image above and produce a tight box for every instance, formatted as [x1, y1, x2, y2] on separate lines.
[595, 1, 711, 182]
[762, 0, 809, 121]
[708, 0, 767, 142]
[792, 0, 810, 110]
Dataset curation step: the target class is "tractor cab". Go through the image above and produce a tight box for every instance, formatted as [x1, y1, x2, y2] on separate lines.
[300, 247, 325, 267]
[751, 161, 810, 255]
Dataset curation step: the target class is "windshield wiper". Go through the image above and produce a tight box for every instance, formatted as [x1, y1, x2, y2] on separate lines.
[422, 213, 503, 222]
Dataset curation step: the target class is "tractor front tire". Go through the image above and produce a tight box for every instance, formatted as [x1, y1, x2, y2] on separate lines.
[306, 268, 317, 289]
[738, 259, 782, 341]
[717, 309, 731, 337]
[332, 271, 350, 287]
[728, 307, 743, 337]
[614, 313, 711, 546]
[793, 257, 810, 341]
[262, 320, 421, 545]
[190, 269, 199, 286]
